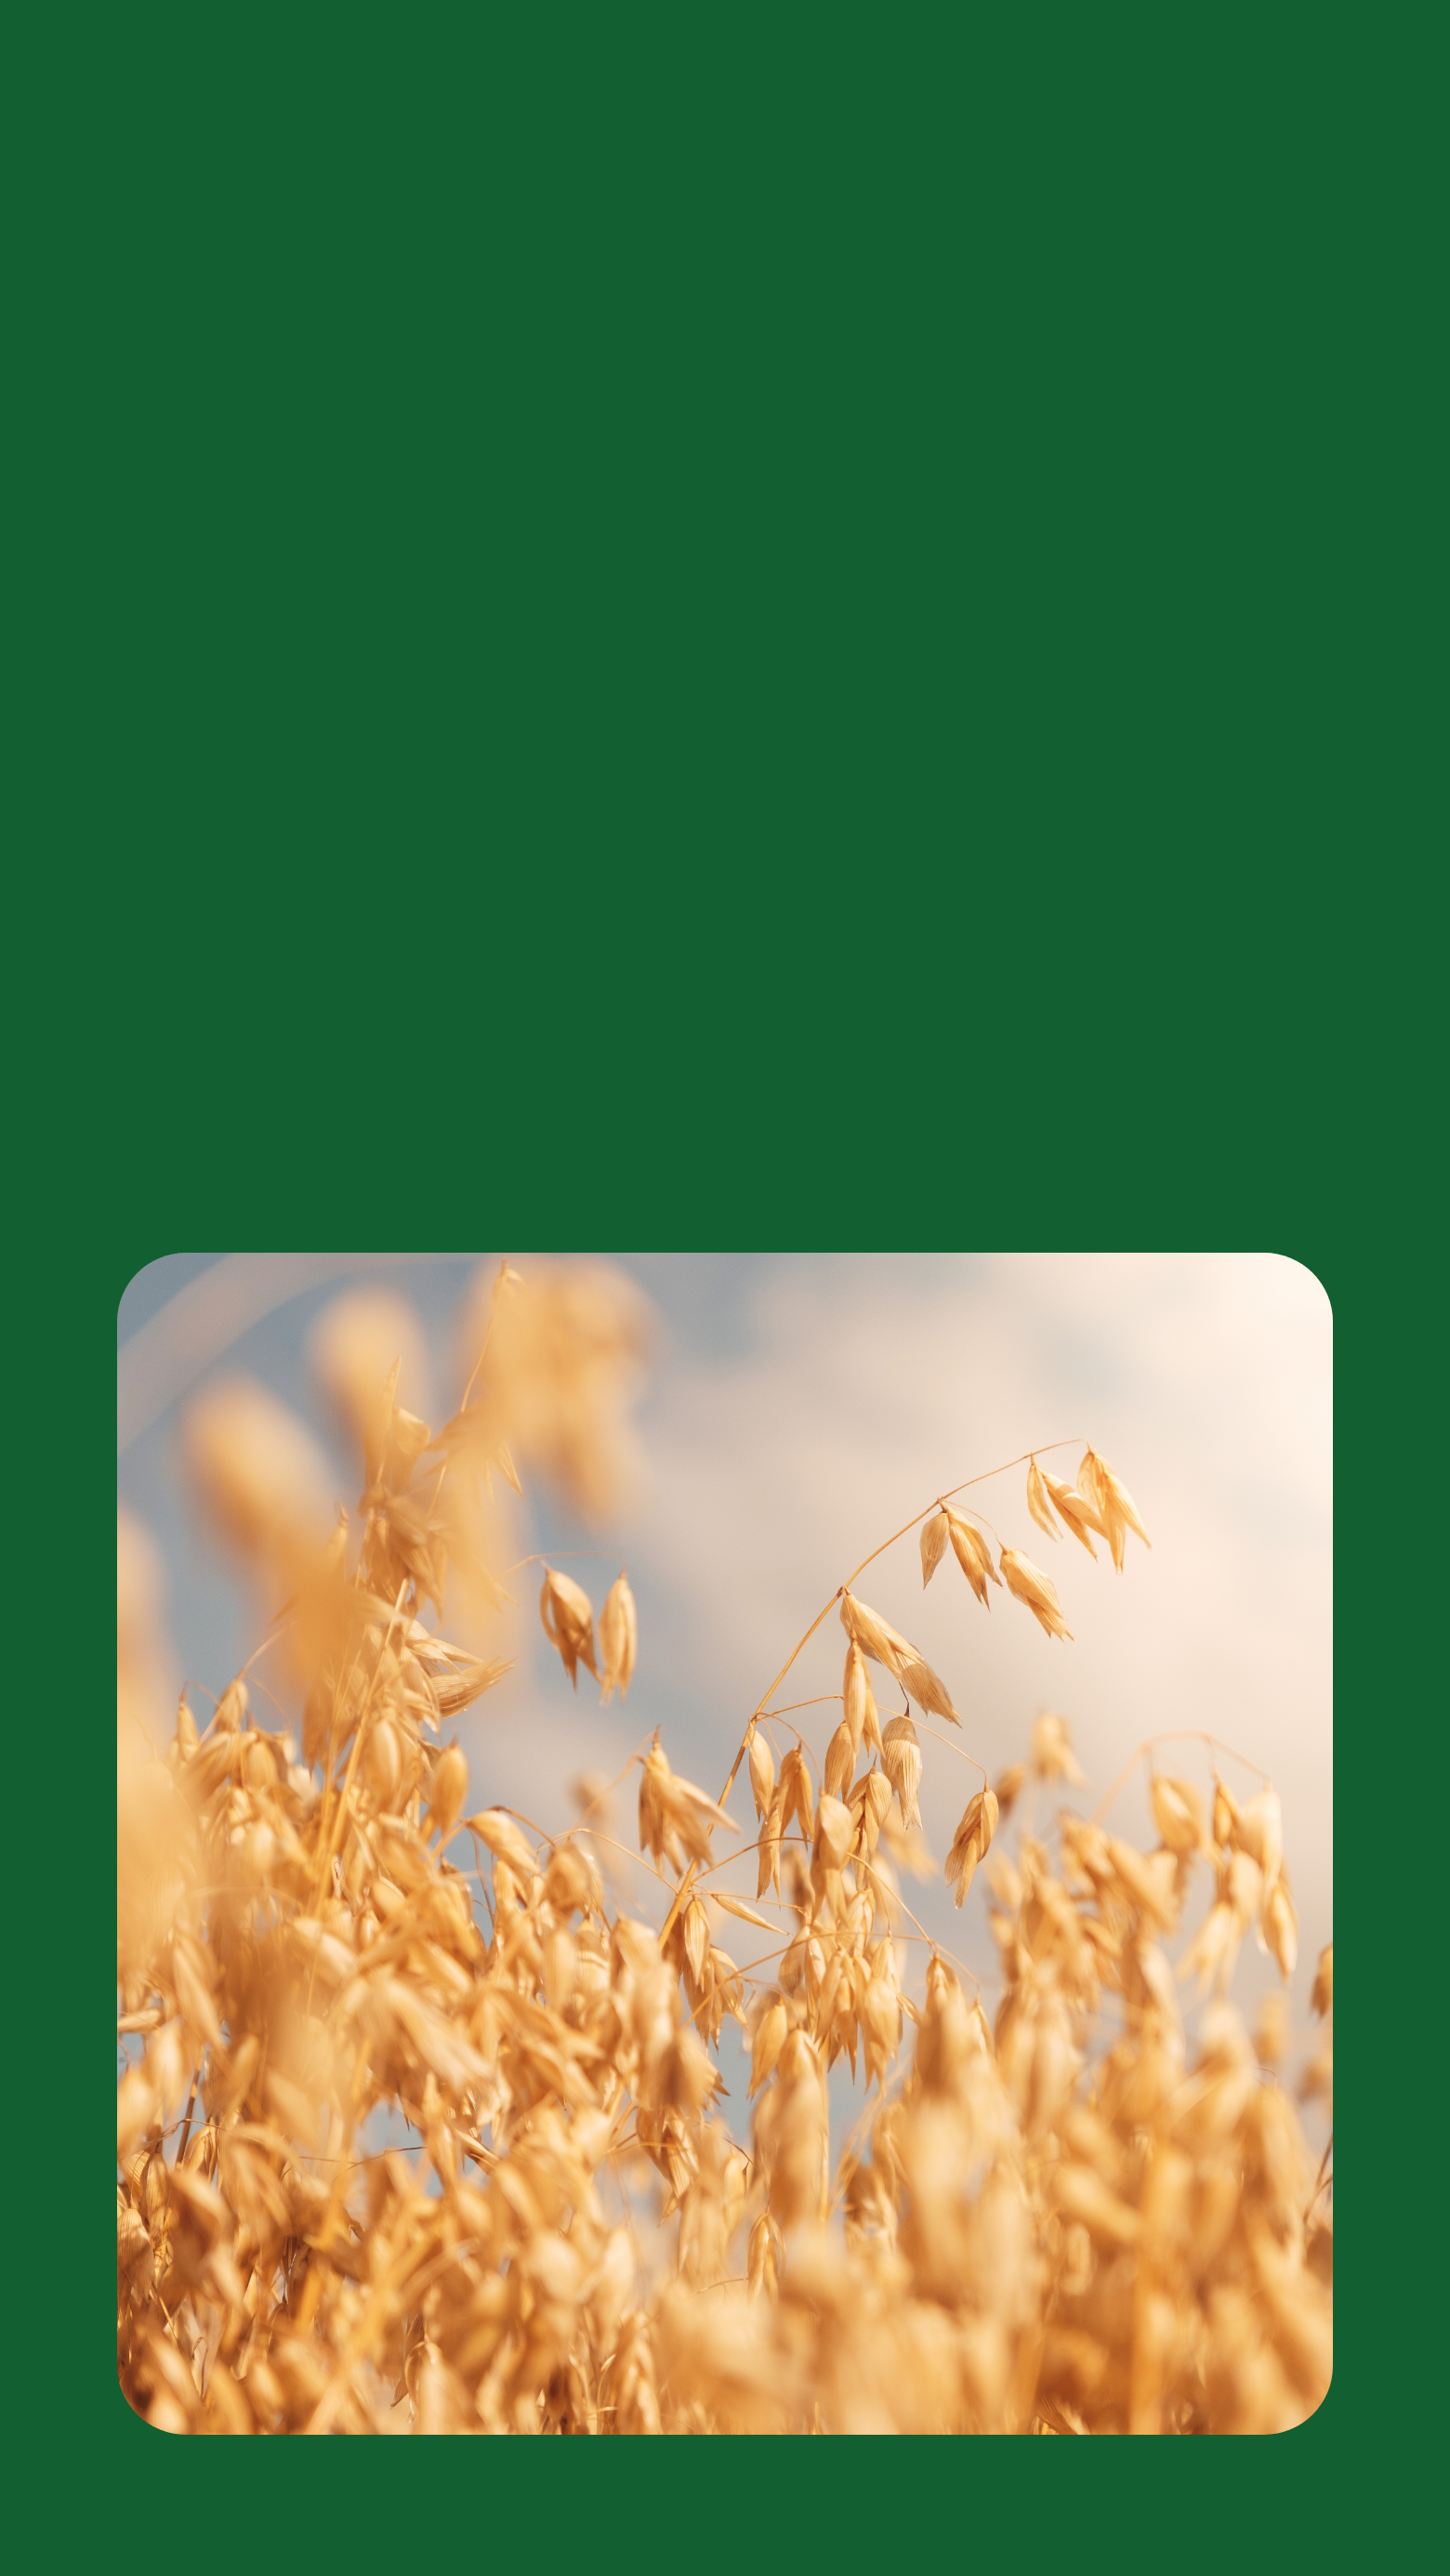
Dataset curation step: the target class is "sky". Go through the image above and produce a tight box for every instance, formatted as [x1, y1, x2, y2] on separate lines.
[118, 1251, 1333, 2149]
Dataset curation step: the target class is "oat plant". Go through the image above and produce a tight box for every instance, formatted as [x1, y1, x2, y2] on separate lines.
[117, 1261, 1331, 2434]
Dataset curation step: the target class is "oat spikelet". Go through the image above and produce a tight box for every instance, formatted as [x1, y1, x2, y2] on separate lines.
[994, 1762, 1026, 1820]
[1212, 1774, 1239, 1850]
[1026, 1458, 1061, 1541]
[945, 1788, 998, 1904]
[880, 1715, 923, 1833]
[920, 1509, 950, 1585]
[1151, 1775, 1206, 1857]
[1031, 1712, 1085, 1783]
[1264, 1873, 1298, 1978]
[1231, 1787, 1285, 1900]
[843, 1641, 867, 1754]
[746, 1725, 776, 1821]
[598, 1571, 638, 1704]
[750, 2000, 787, 2097]
[843, 1640, 883, 1757]
[1000, 1550, 1074, 1642]
[639, 1737, 738, 1875]
[712, 1892, 776, 1933]
[851, 1768, 894, 1857]
[747, 2210, 782, 2300]
[454, 1258, 652, 1522]
[539, 1567, 599, 1689]
[812, 1794, 856, 1874]
[182, 1376, 335, 1579]
[757, 1785, 784, 1899]
[423, 1744, 468, 1847]
[778, 1746, 814, 1845]
[466, 1807, 539, 1877]
[1040, 1471, 1105, 1559]
[824, 1720, 855, 1802]
[1077, 1447, 1151, 1574]
[944, 1510, 1000, 1608]
[311, 1288, 432, 1468]
[839, 1591, 959, 1726]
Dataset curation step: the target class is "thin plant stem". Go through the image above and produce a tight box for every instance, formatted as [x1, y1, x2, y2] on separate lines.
[175, 2070, 200, 2167]
[913, 1716, 989, 1782]
[563, 1743, 651, 1839]
[1092, 1728, 1272, 1826]
[860, 1857, 979, 1991]
[661, 1437, 1085, 1940]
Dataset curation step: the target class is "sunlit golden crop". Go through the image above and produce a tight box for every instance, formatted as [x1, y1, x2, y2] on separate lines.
[118, 1260, 1330, 2434]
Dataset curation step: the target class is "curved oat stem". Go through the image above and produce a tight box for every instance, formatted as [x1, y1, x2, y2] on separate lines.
[563, 1744, 652, 1839]
[913, 1716, 990, 1783]
[758, 1694, 843, 1729]
[660, 1439, 1085, 1939]
[858, 1857, 979, 1991]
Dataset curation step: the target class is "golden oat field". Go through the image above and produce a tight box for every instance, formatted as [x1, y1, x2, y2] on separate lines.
[117, 1260, 1332, 2434]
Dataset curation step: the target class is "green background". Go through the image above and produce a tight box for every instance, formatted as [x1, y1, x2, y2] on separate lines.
[13, 0, 1440, 2553]
[25, 0, 1435, 1227]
